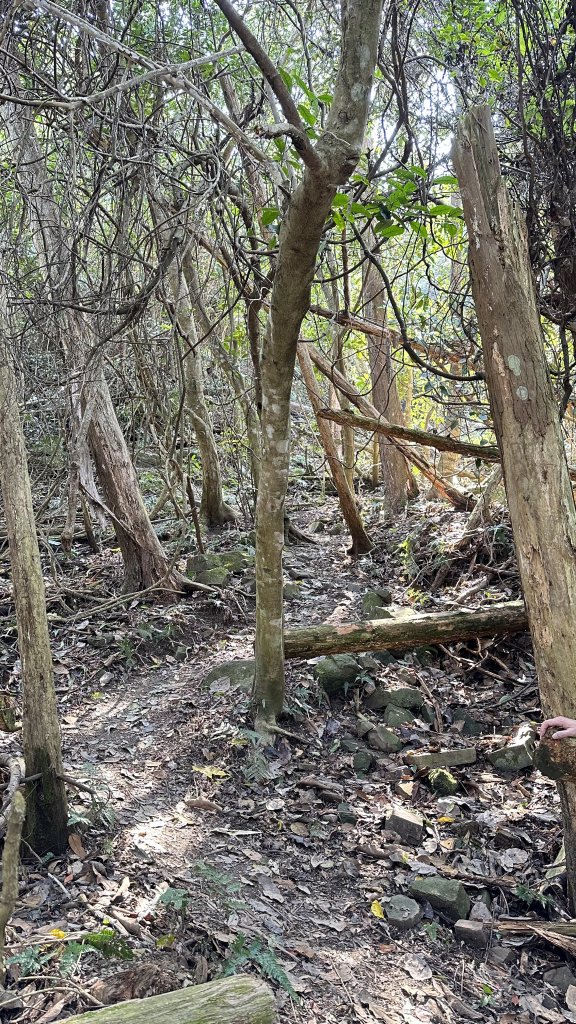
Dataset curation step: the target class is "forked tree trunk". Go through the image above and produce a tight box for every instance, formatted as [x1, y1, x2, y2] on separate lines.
[0, 331, 67, 854]
[454, 104, 576, 909]
[298, 344, 372, 553]
[215, 0, 385, 730]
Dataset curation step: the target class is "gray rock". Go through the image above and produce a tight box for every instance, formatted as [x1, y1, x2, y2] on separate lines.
[470, 901, 492, 923]
[203, 659, 254, 693]
[394, 779, 414, 799]
[218, 550, 253, 572]
[454, 919, 490, 948]
[419, 703, 436, 726]
[544, 966, 576, 995]
[315, 654, 361, 696]
[409, 876, 470, 921]
[453, 710, 485, 736]
[340, 735, 361, 753]
[187, 552, 221, 574]
[366, 686, 424, 711]
[488, 722, 536, 771]
[196, 567, 230, 587]
[371, 651, 398, 667]
[283, 583, 300, 599]
[353, 750, 375, 775]
[361, 591, 394, 618]
[405, 747, 477, 769]
[384, 705, 415, 727]
[489, 946, 515, 967]
[386, 806, 424, 845]
[337, 802, 358, 824]
[368, 725, 404, 753]
[374, 588, 393, 605]
[384, 895, 422, 931]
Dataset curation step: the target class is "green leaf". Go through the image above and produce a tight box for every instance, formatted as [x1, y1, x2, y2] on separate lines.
[332, 193, 350, 208]
[261, 207, 280, 226]
[428, 203, 463, 217]
[374, 223, 405, 238]
[432, 174, 459, 186]
[297, 103, 316, 127]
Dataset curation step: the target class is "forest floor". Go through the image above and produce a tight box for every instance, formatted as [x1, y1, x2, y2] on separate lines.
[1, 494, 575, 1024]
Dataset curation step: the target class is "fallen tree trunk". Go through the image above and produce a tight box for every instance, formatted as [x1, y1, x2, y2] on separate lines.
[317, 407, 500, 462]
[63, 976, 276, 1024]
[283, 600, 527, 658]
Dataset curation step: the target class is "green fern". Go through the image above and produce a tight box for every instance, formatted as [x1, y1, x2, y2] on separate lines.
[221, 934, 297, 1000]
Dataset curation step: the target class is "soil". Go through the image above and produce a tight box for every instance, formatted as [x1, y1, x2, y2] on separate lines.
[0, 497, 572, 1024]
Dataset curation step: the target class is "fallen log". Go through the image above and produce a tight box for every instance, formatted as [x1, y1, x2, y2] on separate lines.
[62, 976, 277, 1024]
[283, 600, 528, 658]
[317, 407, 500, 462]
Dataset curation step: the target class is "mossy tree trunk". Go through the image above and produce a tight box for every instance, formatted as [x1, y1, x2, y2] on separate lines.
[454, 104, 576, 909]
[0, 329, 67, 854]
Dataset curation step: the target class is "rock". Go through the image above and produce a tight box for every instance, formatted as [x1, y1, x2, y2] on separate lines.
[197, 567, 230, 587]
[404, 747, 477, 769]
[368, 725, 404, 753]
[337, 802, 358, 824]
[356, 714, 375, 739]
[187, 552, 221, 574]
[371, 651, 398, 667]
[419, 703, 436, 726]
[203, 659, 255, 693]
[218, 550, 253, 572]
[374, 587, 392, 605]
[489, 946, 515, 967]
[453, 710, 485, 736]
[315, 655, 361, 696]
[428, 768, 459, 795]
[340, 735, 361, 753]
[395, 780, 414, 799]
[470, 901, 492, 923]
[450, 818, 480, 838]
[384, 705, 415, 727]
[454, 919, 490, 948]
[366, 686, 424, 710]
[384, 895, 422, 931]
[283, 583, 300, 599]
[353, 750, 375, 775]
[544, 965, 576, 995]
[409, 876, 470, 921]
[413, 645, 437, 666]
[386, 806, 424, 845]
[566, 985, 576, 1012]
[361, 592, 393, 618]
[488, 722, 536, 771]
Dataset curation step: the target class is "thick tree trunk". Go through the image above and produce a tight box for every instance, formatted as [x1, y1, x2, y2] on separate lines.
[214, 0, 384, 729]
[454, 104, 576, 909]
[362, 255, 414, 507]
[62, 976, 276, 1024]
[298, 344, 372, 553]
[283, 600, 527, 658]
[0, 334, 68, 853]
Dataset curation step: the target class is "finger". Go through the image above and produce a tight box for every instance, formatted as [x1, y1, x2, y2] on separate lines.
[552, 728, 575, 739]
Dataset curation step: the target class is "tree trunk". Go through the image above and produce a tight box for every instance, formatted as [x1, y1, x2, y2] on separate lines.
[214, 0, 385, 729]
[62, 976, 276, 1024]
[1, 91, 179, 594]
[298, 344, 372, 553]
[0, 333, 67, 853]
[453, 104, 576, 910]
[283, 600, 527, 658]
[362, 254, 414, 507]
[164, 256, 236, 526]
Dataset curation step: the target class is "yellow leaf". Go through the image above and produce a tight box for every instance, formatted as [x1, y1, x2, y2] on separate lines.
[192, 765, 229, 780]
[50, 928, 66, 939]
[371, 900, 385, 919]
[437, 815, 454, 824]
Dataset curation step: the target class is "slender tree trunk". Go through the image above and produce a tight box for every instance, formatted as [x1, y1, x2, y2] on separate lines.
[298, 344, 372, 553]
[0, 330, 67, 853]
[362, 255, 414, 508]
[454, 105, 576, 909]
[216, 0, 384, 730]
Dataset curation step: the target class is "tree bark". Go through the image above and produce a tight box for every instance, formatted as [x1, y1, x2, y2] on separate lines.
[362, 253, 414, 507]
[0, 332, 68, 853]
[297, 344, 372, 553]
[283, 600, 527, 658]
[215, 0, 384, 729]
[62, 976, 276, 1024]
[453, 104, 576, 910]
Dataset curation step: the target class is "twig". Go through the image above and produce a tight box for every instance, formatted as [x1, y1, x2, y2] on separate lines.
[0, 789, 26, 983]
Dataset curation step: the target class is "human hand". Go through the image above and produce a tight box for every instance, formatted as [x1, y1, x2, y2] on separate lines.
[540, 717, 576, 739]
